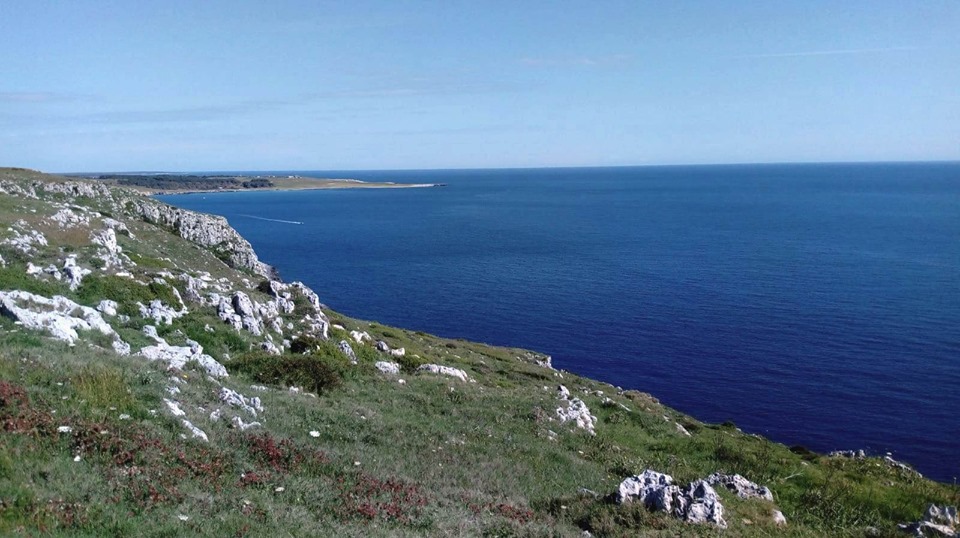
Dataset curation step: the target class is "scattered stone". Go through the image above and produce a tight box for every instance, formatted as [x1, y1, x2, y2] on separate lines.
[617, 470, 726, 528]
[51, 207, 90, 228]
[219, 387, 263, 417]
[885, 455, 923, 477]
[376, 340, 390, 352]
[899, 504, 958, 537]
[830, 449, 866, 459]
[260, 340, 281, 355]
[417, 364, 470, 382]
[140, 337, 228, 378]
[556, 385, 597, 434]
[3, 226, 47, 254]
[675, 422, 692, 437]
[338, 340, 357, 364]
[57, 426, 73, 433]
[389, 347, 406, 358]
[705, 473, 774, 501]
[231, 416, 261, 431]
[164, 398, 186, 417]
[375, 361, 401, 375]
[309, 430, 320, 437]
[0, 290, 128, 353]
[97, 300, 118, 317]
[182, 419, 208, 442]
[138, 299, 184, 325]
[350, 330, 371, 344]
[772, 510, 788, 526]
[62, 256, 90, 290]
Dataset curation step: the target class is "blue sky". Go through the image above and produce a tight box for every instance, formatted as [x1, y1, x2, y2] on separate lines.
[1, 1, 958, 172]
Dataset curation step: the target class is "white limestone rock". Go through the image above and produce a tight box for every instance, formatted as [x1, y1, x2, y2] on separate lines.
[338, 340, 357, 364]
[97, 300, 118, 317]
[139, 337, 228, 378]
[417, 364, 470, 382]
[3, 226, 47, 254]
[376, 340, 390, 352]
[705, 473, 774, 501]
[62, 256, 90, 291]
[260, 340, 281, 355]
[231, 416, 261, 431]
[772, 510, 788, 526]
[138, 299, 184, 325]
[389, 347, 406, 358]
[556, 396, 597, 435]
[375, 361, 401, 375]
[51, 208, 90, 228]
[617, 470, 726, 528]
[0, 290, 128, 353]
[350, 330, 372, 344]
[219, 387, 263, 417]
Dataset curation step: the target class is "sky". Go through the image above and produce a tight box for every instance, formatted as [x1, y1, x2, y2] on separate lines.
[1, 1, 958, 172]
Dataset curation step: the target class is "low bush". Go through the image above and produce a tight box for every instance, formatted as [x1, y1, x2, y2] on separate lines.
[229, 351, 342, 394]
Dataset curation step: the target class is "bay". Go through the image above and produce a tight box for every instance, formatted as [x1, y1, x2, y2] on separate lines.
[158, 162, 960, 481]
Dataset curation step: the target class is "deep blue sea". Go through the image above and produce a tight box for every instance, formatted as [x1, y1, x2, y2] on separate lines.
[158, 163, 960, 482]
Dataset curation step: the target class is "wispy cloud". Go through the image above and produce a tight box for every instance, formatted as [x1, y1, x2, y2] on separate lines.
[0, 92, 81, 104]
[734, 46, 919, 59]
[519, 54, 633, 68]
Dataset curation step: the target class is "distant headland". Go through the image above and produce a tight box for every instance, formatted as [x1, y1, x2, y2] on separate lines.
[69, 173, 445, 195]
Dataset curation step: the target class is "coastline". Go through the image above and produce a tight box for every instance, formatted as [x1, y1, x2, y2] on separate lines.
[141, 179, 445, 196]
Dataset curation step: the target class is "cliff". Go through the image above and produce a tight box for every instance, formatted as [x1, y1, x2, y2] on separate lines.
[0, 168, 955, 537]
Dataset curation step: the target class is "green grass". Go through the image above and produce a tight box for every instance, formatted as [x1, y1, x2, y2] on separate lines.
[0, 167, 957, 537]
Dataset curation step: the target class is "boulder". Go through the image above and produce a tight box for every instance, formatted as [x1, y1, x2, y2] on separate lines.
[417, 364, 470, 382]
[350, 330, 371, 344]
[62, 256, 90, 290]
[376, 340, 390, 352]
[219, 387, 263, 417]
[705, 473, 774, 501]
[375, 361, 401, 375]
[389, 347, 406, 358]
[0, 290, 127, 354]
[617, 470, 726, 528]
[338, 340, 357, 364]
[139, 337, 228, 378]
[138, 299, 184, 325]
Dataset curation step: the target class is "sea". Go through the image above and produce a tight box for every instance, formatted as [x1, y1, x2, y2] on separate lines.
[157, 162, 960, 482]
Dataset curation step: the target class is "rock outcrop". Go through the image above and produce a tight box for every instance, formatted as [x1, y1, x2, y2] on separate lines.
[417, 364, 470, 382]
[375, 361, 401, 375]
[124, 198, 275, 277]
[0, 290, 129, 354]
[705, 473, 774, 501]
[616, 470, 726, 528]
[899, 504, 958, 537]
[556, 384, 597, 435]
[139, 325, 228, 378]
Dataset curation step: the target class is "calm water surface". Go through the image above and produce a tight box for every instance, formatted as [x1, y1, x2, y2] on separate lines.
[159, 163, 960, 481]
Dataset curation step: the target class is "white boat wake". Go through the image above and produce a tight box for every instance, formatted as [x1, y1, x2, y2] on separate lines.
[239, 214, 304, 225]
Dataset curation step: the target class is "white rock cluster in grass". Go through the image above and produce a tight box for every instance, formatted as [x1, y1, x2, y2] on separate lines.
[164, 398, 208, 442]
[0, 290, 130, 355]
[830, 449, 922, 477]
[138, 299, 185, 325]
[899, 504, 958, 537]
[350, 330, 372, 344]
[219, 387, 263, 417]
[556, 384, 597, 435]
[3, 224, 47, 254]
[705, 473, 774, 501]
[338, 340, 357, 364]
[139, 325, 228, 378]
[617, 470, 727, 528]
[417, 364, 471, 382]
[375, 361, 401, 375]
[50, 207, 90, 228]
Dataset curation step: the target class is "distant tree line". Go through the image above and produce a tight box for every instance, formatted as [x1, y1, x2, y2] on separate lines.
[95, 174, 274, 190]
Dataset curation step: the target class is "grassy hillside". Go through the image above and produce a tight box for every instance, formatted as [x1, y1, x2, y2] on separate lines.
[0, 168, 955, 537]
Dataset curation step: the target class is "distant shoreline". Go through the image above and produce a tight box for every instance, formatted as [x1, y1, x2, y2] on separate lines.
[150, 180, 444, 196]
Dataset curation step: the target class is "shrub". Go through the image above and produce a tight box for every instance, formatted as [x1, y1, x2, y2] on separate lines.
[289, 336, 324, 354]
[229, 351, 341, 394]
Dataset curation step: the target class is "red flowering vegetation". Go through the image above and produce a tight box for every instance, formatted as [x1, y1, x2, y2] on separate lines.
[239, 470, 273, 488]
[0, 380, 55, 435]
[462, 495, 536, 525]
[242, 432, 329, 473]
[335, 471, 429, 524]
